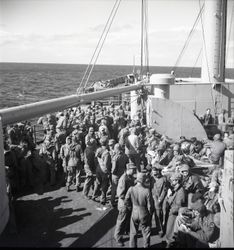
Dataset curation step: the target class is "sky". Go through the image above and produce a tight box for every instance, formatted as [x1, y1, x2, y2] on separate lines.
[0, 0, 233, 67]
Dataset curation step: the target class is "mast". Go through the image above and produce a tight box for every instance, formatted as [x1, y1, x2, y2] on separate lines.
[201, 0, 227, 83]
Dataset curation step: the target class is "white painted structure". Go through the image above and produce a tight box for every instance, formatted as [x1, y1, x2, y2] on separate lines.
[149, 73, 175, 99]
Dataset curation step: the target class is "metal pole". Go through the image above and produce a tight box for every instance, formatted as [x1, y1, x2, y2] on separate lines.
[201, 0, 227, 83]
[0, 83, 143, 126]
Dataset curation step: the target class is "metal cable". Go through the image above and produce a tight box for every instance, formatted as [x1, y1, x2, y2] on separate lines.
[77, 0, 120, 94]
[82, 0, 122, 91]
[172, 3, 204, 73]
[190, 47, 202, 77]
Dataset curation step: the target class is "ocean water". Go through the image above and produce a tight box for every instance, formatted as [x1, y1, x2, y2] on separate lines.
[0, 62, 233, 109]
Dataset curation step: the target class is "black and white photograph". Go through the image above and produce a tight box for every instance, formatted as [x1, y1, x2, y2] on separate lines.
[0, 0, 233, 248]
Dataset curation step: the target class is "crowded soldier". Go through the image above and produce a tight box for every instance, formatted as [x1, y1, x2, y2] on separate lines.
[125, 127, 141, 171]
[114, 162, 137, 246]
[111, 143, 129, 207]
[125, 172, 154, 248]
[66, 135, 84, 192]
[3, 101, 231, 248]
[83, 126, 97, 199]
[150, 163, 168, 237]
[163, 172, 186, 248]
[92, 137, 111, 205]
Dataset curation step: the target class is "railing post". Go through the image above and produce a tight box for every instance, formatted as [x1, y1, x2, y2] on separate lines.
[33, 125, 37, 145]
[0, 117, 9, 234]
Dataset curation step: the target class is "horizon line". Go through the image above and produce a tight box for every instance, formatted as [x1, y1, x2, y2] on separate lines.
[1, 61, 234, 70]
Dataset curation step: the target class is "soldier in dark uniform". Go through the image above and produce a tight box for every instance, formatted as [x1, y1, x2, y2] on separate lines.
[83, 126, 97, 199]
[175, 200, 220, 248]
[39, 135, 56, 186]
[125, 172, 154, 248]
[92, 137, 111, 205]
[179, 163, 204, 204]
[150, 163, 168, 236]
[66, 135, 84, 192]
[111, 143, 129, 207]
[164, 173, 186, 248]
[114, 163, 136, 246]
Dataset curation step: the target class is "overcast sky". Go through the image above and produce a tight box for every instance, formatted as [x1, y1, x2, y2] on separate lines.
[0, 0, 233, 67]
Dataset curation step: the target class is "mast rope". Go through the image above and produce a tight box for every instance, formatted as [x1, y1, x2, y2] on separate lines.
[190, 47, 202, 77]
[82, 0, 122, 91]
[172, 3, 204, 73]
[77, 0, 121, 94]
[77, 0, 119, 94]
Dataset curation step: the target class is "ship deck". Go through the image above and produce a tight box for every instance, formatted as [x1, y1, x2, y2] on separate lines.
[0, 173, 166, 248]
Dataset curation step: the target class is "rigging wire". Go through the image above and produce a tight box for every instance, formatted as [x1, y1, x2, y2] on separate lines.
[82, 0, 122, 92]
[77, 0, 121, 94]
[77, 0, 120, 94]
[172, 3, 204, 73]
[190, 48, 202, 77]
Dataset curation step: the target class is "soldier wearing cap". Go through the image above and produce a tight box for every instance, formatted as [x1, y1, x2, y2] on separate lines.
[105, 139, 116, 197]
[92, 137, 111, 205]
[179, 163, 204, 203]
[7, 124, 20, 146]
[125, 127, 141, 171]
[66, 135, 84, 192]
[125, 172, 153, 248]
[176, 199, 220, 248]
[114, 162, 137, 246]
[166, 144, 183, 172]
[39, 135, 56, 186]
[163, 172, 186, 248]
[189, 137, 203, 158]
[60, 136, 72, 186]
[111, 143, 129, 207]
[150, 163, 168, 236]
[83, 126, 98, 199]
[207, 133, 226, 165]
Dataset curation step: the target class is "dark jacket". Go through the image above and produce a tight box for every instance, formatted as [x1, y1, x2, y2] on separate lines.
[125, 184, 154, 220]
[188, 212, 220, 244]
[117, 172, 135, 210]
[167, 185, 186, 216]
[111, 151, 129, 177]
[150, 175, 168, 209]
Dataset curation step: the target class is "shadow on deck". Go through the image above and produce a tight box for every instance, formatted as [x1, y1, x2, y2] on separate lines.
[70, 208, 118, 248]
[0, 195, 91, 247]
